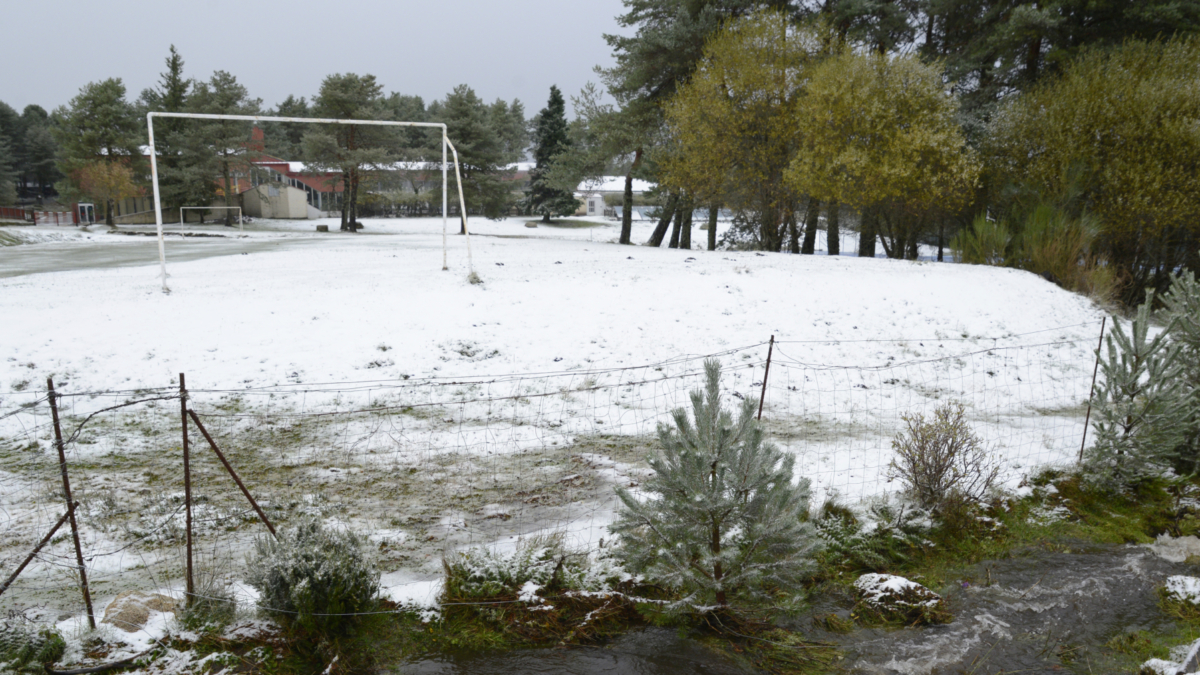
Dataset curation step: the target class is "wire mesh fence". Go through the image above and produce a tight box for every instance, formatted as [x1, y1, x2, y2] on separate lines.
[0, 323, 1101, 624]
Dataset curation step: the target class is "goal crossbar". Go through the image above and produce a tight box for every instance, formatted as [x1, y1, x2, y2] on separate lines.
[146, 112, 472, 293]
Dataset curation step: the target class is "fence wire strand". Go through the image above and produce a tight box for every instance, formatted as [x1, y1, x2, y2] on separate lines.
[0, 327, 1099, 621]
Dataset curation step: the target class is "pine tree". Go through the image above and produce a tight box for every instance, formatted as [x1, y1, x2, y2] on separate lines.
[306, 73, 393, 230]
[610, 359, 820, 610]
[19, 106, 60, 200]
[261, 95, 309, 159]
[0, 136, 17, 206]
[430, 85, 520, 222]
[528, 86, 579, 222]
[51, 79, 144, 225]
[1087, 294, 1189, 484]
[140, 46, 203, 215]
[1160, 271, 1200, 474]
[185, 71, 261, 226]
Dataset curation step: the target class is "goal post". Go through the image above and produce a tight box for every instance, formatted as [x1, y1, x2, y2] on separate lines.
[180, 206, 242, 231]
[146, 112, 473, 293]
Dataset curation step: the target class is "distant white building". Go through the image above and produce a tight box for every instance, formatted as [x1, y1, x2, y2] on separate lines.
[575, 176, 656, 217]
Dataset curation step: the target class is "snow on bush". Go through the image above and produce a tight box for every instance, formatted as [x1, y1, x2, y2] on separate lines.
[0, 621, 65, 671]
[609, 359, 821, 611]
[442, 535, 633, 604]
[245, 518, 380, 636]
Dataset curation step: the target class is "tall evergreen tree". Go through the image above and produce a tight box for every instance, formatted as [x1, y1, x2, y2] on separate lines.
[185, 71, 261, 226]
[0, 135, 17, 206]
[611, 359, 820, 610]
[139, 46, 204, 215]
[261, 95, 310, 159]
[430, 85, 521, 222]
[527, 86, 578, 222]
[19, 105, 60, 200]
[52, 79, 144, 225]
[306, 73, 393, 230]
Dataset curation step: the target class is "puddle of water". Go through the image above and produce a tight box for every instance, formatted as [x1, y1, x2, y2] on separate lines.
[813, 543, 1199, 674]
[392, 627, 754, 674]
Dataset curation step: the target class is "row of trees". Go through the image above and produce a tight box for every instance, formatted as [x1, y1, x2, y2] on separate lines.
[6, 46, 553, 228]
[550, 0, 1200, 306]
[0, 102, 60, 206]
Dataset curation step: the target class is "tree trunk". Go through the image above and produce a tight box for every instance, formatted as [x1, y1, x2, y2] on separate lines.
[105, 198, 114, 226]
[668, 205, 682, 249]
[707, 203, 719, 251]
[340, 172, 350, 231]
[222, 165, 234, 227]
[680, 204, 693, 250]
[858, 208, 877, 258]
[349, 168, 359, 228]
[712, 521, 725, 606]
[801, 197, 820, 254]
[907, 235, 919, 260]
[620, 148, 643, 245]
[542, 212, 550, 223]
[937, 219, 944, 262]
[648, 194, 678, 247]
[787, 206, 800, 254]
[827, 202, 840, 256]
[760, 203, 781, 252]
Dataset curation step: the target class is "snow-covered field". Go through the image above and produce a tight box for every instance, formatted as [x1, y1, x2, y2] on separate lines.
[0, 214, 1105, 660]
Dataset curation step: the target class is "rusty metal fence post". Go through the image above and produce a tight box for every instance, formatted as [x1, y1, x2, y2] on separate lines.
[1078, 317, 1108, 464]
[181, 373, 194, 607]
[757, 335, 775, 421]
[47, 377, 96, 629]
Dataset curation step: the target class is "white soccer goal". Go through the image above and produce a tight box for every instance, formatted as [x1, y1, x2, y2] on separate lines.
[146, 112, 474, 293]
[180, 206, 242, 232]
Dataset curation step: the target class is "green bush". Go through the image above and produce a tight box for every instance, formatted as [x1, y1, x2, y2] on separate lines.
[951, 215, 1010, 266]
[0, 624, 65, 671]
[813, 497, 930, 572]
[245, 519, 380, 637]
[443, 535, 630, 604]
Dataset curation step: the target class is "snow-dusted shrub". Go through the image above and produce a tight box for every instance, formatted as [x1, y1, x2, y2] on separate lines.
[889, 402, 999, 512]
[442, 536, 631, 604]
[813, 497, 931, 572]
[1159, 271, 1200, 474]
[0, 621, 65, 671]
[1087, 294, 1189, 485]
[245, 518, 380, 636]
[610, 359, 821, 610]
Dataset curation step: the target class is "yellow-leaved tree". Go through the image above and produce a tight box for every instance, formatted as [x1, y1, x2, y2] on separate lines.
[661, 11, 824, 252]
[786, 51, 980, 259]
[985, 36, 1200, 304]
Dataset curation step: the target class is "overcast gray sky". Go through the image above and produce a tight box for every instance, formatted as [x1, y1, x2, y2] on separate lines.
[7, 0, 630, 117]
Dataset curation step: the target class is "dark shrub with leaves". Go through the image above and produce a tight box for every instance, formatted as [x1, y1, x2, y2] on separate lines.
[245, 518, 380, 637]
